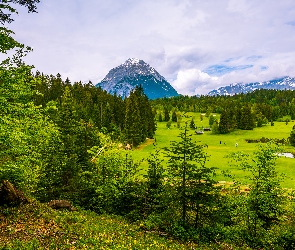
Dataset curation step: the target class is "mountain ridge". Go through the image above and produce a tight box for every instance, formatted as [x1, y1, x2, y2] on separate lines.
[207, 76, 295, 96]
[96, 58, 179, 99]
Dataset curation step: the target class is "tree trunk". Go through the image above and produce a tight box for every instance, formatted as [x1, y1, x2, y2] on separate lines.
[0, 180, 29, 206]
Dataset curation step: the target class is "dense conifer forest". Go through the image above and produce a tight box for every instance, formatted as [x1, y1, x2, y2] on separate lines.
[1, 1, 295, 249]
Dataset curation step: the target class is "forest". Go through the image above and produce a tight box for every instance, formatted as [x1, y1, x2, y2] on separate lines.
[1, 1, 295, 249]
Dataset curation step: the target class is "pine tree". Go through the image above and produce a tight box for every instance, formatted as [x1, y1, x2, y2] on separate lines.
[164, 108, 170, 122]
[124, 89, 142, 147]
[219, 110, 231, 134]
[231, 143, 286, 240]
[56, 86, 81, 188]
[239, 104, 255, 130]
[172, 111, 177, 122]
[189, 118, 195, 129]
[164, 123, 218, 226]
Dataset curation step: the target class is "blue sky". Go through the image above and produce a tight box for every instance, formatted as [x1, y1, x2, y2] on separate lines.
[3, 0, 295, 95]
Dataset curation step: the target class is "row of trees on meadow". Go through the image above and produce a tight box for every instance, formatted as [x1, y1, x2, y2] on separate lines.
[152, 90, 295, 123]
[152, 92, 295, 134]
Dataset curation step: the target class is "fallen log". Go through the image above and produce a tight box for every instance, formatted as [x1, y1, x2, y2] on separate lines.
[48, 200, 77, 211]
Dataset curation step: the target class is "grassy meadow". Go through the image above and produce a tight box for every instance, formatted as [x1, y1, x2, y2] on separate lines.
[132, 112, 295, 189]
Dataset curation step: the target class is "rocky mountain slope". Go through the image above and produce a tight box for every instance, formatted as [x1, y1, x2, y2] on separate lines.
[208, 76, 295, 96]
[96, 58, 179, 99]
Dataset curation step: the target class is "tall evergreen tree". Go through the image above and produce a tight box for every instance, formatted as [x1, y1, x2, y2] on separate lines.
[164, 107, 170, 122]
[172, 111, 177, 122]
[124, 89, 142, 146]
[239, 104, 255, 130]
[164, 123, 218, 226]
[189, 118, 195, 129]
[219, 109, 231, 134]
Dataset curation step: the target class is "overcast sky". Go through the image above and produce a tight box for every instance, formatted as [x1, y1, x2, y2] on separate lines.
[4, 0, 295, 95]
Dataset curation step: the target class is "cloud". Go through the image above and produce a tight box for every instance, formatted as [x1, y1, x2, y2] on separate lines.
[172, 69, 218, 95]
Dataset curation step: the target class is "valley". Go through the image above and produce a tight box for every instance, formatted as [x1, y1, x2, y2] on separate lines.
[132, 113, 295, 188]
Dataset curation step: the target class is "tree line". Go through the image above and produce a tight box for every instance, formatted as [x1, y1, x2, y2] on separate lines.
[32, 72, 156, 146]
[151, 89, 295, 135]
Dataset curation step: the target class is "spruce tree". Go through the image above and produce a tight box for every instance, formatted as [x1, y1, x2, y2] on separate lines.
[172, 111, 177, 122]
[240, 104, 255, 130]
[124, 89, 142, 147]
[219, 110, 231, 133]
[164, 123, 218, 226]
[189, 118, 195, 129]
[164, 108, 170, 122]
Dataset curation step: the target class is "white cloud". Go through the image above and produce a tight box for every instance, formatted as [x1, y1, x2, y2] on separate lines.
[172, 69, 218, 95]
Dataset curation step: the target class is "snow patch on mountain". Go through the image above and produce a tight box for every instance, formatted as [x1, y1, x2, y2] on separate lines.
[96, 58, 178, 99]
[207, 76, 295, 96]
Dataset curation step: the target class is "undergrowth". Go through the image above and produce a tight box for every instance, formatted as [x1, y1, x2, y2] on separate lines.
[0, 201, 210, 249]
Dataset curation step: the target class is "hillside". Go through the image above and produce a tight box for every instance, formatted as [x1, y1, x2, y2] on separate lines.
[0, 201, 201, 249]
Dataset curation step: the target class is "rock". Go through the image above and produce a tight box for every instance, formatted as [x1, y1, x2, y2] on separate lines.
[0, 180, 29, 206]
[48, 200, 77, 211]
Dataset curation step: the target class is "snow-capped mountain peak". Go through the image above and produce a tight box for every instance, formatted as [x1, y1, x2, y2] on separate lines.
[126, 58, 140, 64]
[96, 58, 178, 99]
[207, 76, 295, 96]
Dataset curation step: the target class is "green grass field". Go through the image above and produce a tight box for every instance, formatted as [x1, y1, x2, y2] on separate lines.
[132, 113, 295, 189]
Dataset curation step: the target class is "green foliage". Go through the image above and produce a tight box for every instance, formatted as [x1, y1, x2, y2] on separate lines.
[143, 150, 167, 216]
[239, 104, 255, 130]
[0, 58, 60, 194]
[211, 121, 219, 134]
[0, 202, 202, 249]
[158, 112, 163, 122]
[164, 123, 219, 228]
[2, 2, 295, 247]
[229, 142, 287, 245]
[189, 118, 195, 129]
[166, 120, 171, 129]
[85, 141, 142, 216]
[124, 86, 156, 146]
[200, 113, 203, 121]
[164, 107, 170, 122]
[290, 126, 295, 146]
[218, 109, 232, 133]
[208, 114, 217, 126]
[205, 108, 212, 117]
[171, 111, 177, 122]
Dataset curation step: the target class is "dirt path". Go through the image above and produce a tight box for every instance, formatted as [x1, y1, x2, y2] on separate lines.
[136, 138, 155, 150]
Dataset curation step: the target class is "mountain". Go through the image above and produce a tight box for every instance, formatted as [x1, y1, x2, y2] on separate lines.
[96, 58, 179, 99]
[207, 76, 295, 96]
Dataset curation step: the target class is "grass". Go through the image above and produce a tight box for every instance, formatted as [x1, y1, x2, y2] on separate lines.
[1, 113, 294, 249]
[132, 112, 295, 189]
[0, 202, 205, 249]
